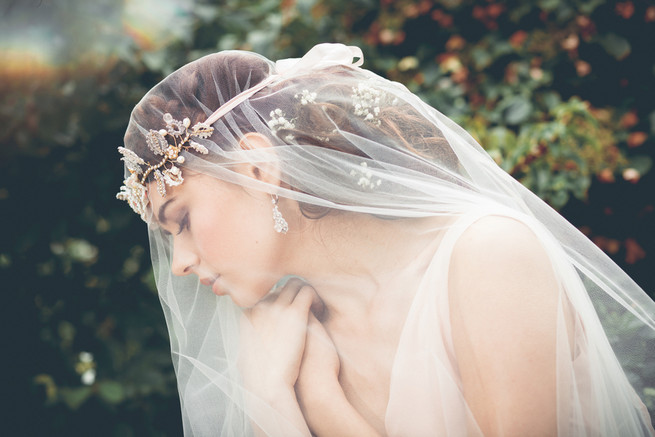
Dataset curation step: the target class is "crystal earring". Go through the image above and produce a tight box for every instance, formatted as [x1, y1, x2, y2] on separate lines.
[271, 195, 288, 234]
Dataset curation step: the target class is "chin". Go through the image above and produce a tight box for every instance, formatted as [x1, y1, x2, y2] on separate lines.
[229, 289, 266, 309]
[229, 295, 248, 308]
[227, 278, 278, 308]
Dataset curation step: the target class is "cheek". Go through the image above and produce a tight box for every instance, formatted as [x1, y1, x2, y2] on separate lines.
[192, 201, 259, 265]
[193, 214, 235, 263]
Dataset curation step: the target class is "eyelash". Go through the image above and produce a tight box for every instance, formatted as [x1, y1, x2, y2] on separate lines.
[177, 213, 190, 235]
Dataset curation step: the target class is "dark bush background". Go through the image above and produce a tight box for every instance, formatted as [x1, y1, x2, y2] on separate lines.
[2, 0, 653, 435]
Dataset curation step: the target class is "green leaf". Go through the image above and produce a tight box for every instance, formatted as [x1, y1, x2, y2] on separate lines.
[627, 156, 653, 176]
[504, 97, 533, 125]
[541, 92, 562, 111]
[471, 47, 492, 71]
[600, 33, 631, 60]
[487, 126, 518, 156]
[58, 321, 76, 349]
[297, 0, 318, 15]
[578, 0, 605, 15]
[649, 110, 655, 135]
[538, 0, 560, 12]
[60, 386, 93, 410]
[98, 381, 125, 405]
[549, 188, 570, 209]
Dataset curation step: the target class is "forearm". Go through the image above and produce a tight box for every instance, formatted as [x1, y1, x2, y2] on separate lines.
[297, 382, 381, 437]
[250, 386, 312, 437]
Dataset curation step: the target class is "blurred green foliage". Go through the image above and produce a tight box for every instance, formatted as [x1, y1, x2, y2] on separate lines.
[2, 0, 654, 434]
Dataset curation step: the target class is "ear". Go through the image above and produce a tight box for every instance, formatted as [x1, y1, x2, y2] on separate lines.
[237, 132, 280, 186]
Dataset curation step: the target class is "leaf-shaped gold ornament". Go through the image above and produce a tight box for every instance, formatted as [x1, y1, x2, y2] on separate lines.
[191, 122, 213, 139]
[146, 130, 168, 155]
[153, 170, 166, 197]
[188, 141, 209, 154]
[118, 147, 146, 174]
[163, 166, 184, 186]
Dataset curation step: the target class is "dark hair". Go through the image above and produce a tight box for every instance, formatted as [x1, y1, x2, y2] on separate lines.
[256, 67, 461, 217]
[124, 52, 462, 218]
[124, 51, 272, 172]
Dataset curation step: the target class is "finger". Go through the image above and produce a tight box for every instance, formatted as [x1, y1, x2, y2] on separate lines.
[307, 312, 321, 331]
[291, 284, 317, 313]
[276, 277, 309, 305]
[254, 276, 302, 306]
[303, 314, 335, 365]
[306, 313, 329, 340]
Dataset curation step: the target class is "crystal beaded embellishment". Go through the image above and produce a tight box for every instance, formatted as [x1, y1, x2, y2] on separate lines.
[117, 113, 214, 221]
[271, 195, 289, 234]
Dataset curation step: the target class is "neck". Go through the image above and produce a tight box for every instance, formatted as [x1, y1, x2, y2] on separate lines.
[280, 211, 447, 319]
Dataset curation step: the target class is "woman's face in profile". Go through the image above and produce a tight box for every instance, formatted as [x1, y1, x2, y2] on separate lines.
[147, 173, 287, 307]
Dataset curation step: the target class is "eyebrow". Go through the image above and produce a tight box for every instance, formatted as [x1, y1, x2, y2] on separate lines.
[157, 198, 177, 225]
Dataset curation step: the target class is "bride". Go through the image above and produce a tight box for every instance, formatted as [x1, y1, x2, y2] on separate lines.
[117, 44, 655, 436]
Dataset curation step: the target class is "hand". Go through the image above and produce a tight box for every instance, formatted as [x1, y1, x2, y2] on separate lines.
[296, 314, 382, 437]
[295, 313, 341, 405]
[295, 313, 346, 435]
[239, 278, 316, 400]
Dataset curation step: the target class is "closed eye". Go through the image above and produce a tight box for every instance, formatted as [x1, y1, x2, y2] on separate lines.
[177, 213, 190, 235]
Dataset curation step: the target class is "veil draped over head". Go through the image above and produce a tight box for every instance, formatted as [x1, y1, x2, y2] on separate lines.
[121, 44, 655, 436]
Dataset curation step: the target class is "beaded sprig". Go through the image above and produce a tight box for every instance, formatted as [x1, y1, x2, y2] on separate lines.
[350, 161, 382, 190]
[351, 80, 398, 126]
[267, 108, 296, 143]
[116, 113, 213, 221]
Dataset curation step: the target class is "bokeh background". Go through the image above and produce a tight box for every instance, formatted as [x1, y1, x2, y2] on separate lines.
[2, 0, 654, 435]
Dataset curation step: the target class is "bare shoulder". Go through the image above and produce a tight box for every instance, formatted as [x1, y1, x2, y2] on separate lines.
[450, 215, 555, 296]
[448, 215, 560, 435]
[453, 215, 548, 264]
[448, 214, 560, 360]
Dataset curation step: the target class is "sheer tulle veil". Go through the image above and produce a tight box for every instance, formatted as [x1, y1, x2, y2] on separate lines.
[119, 44, 655, 435]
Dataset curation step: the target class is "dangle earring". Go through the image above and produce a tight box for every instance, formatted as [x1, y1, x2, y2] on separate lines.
[271, 195, 289, 234]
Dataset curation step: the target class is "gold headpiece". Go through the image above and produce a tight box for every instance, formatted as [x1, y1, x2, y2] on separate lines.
[116, 113, 213, 221]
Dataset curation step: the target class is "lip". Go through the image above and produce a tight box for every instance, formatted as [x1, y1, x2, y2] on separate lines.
[199, 277, 214, 287]
[210, 276, 227, 296]
[199, 275, 226, 296]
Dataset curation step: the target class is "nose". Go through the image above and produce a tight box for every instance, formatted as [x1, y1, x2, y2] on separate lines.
[170, 236, 200, 277]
